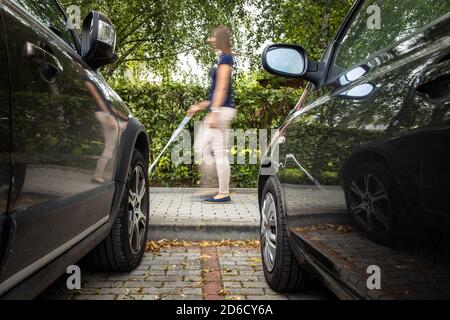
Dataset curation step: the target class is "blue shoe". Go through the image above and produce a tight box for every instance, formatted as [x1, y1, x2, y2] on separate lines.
[202, 196, 232, 204]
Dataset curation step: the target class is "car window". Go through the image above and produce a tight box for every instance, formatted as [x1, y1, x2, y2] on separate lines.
[329, 0, 450, 79]
[14, 0, 77, 50]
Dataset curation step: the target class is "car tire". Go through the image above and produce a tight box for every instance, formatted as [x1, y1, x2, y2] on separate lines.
[260, 176, 308, 292]
[87, 148, 149, 272]
[343, 161, 409, 246]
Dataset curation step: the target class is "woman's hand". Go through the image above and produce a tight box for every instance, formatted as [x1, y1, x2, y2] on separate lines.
[187, 101, 211, 117]
[187, 104, 203, 117]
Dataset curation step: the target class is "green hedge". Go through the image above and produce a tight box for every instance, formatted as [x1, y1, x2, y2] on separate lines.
[114, 80, 302, 187]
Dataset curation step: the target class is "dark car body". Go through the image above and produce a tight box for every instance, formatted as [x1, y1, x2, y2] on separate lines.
[0, 0, 150, 299]
[259, 0, 450, 299]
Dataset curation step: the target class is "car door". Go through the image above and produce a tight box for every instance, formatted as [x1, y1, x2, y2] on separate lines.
[322, 1, 450, 232]
[416, 59, 450, 221]
[280, 0, 450, 298]
[0, 5, 11, 266]
[282, 0, 450, 228]
[0, 0, 118, 294]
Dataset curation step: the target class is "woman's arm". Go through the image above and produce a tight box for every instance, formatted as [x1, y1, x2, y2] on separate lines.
[187, 100, 210, 117]
[211, 64, 232, 109]
[187, 63, 232, 118]
[206, 64, 232, 128]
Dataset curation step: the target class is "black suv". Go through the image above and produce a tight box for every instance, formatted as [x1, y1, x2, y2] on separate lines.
[259, 0, 450, 299]
[0, 0, 150, 298]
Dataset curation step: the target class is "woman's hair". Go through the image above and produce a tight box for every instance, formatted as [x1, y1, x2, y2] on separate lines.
[212, 26, 232, 54]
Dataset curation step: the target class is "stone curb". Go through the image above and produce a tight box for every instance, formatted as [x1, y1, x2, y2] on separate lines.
[150, 187, 258, 194]
[147, 223, 259, 241]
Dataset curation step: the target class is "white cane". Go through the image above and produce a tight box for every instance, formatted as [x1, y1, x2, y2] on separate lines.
[148, 116, 192, 175]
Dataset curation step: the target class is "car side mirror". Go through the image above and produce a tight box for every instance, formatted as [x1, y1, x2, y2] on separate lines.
[262, 44, 326, 86]
[262, 44, 308, 77]
[81, 11, 117, 69]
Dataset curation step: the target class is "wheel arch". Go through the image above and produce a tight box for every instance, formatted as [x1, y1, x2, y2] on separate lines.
[115, 117, 150, 184]
[340, 150, 392, 184]
[107, 117, 150, 227]
[340, 146, 420, 219]
[258, 157, 278, 212]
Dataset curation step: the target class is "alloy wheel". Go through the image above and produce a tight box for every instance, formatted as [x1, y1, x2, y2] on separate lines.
[127, 165, 147, 254]
[348, 173, 391, 235]
[261, 192, 277, 272]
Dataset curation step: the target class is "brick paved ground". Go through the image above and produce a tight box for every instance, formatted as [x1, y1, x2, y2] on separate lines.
[148, 188, 261, 240]
[39, 188, 335, 300]
[149, 188, 259, 227]
[40, 245, 334, 300]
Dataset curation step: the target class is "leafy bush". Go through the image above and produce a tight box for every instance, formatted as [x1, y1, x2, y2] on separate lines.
[114, 79, 302, 187]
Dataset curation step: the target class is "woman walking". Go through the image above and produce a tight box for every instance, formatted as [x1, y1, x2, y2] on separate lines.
[188, 26, 236, 204]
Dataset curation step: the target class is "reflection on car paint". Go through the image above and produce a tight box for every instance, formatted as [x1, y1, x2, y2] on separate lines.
[263, 4, 450, 299]
[285, 154, 323, 190]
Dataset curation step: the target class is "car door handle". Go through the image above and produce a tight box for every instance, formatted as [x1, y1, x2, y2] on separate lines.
[24, 42, 63, 73]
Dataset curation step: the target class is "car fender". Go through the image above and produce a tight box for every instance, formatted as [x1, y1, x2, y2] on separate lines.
[109, 117, 150, 224]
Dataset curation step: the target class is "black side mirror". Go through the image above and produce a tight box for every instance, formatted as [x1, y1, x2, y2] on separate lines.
[262, 44, 326, 86]
[81, 11, 117, 69]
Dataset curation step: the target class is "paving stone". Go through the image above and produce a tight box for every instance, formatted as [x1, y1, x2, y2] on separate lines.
[142, 287, 182, 295]
[223, 282, 242, 289]
[224, 295, 247, 300]
[228, 288, 265, 295]
[242, 282, 269, 288]
[107, 274, 132, 281]
[123, 281, 163, 288]
[161, 295, 203, 300]
[74, 295, 116, 300]
[264, 288, 280, 295]
[137, 275, 183, 282]
[163, 282, 201, 288]
[130, 269, 152, 276]
[182, 288, 203, 295]
[167, 270, 201, 276]
[221, 275, 260, 282]
[134, 265, 151, 270]
[220, 267, 239, 274]
[239, 270, 264, 276]
[99, 288, 131, 295]
[184, 276, 203, 282]
[83, 281, 124, 288]
[247, 295, 288, 300]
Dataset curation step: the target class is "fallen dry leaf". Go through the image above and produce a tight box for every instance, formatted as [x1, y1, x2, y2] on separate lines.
[217, 289, 230, 296]
[145, 239, 261, 255]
